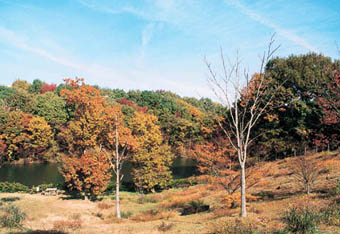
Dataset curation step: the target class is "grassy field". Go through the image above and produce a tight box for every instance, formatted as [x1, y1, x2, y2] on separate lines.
[1, 151, 340, 234]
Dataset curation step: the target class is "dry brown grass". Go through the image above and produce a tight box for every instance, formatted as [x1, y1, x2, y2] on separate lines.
[131, 209, 178, 222]
[97, 202, 114, 210]
[52, 219, 82, 232]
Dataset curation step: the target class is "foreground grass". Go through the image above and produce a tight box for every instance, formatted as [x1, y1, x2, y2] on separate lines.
[1, 151, 340, 234]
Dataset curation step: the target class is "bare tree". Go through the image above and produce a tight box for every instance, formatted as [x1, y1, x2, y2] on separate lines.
[289, 156, 321, 194]
[103, 107, 136, 219]
[205, 35, 280, 217]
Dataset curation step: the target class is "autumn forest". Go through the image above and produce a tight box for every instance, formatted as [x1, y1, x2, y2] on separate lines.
[1, 52, 340, 233]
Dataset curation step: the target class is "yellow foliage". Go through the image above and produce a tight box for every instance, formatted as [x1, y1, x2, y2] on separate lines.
[175, 99, 204, 118]
[222, 193, 260, 208]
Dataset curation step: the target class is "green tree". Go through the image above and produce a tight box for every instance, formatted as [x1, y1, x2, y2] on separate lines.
[28, 79, 44, 94]
[33, 92, 68, 128]
[252, 53, 340, 158]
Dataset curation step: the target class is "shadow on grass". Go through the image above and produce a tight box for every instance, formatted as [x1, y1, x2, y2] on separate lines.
[252, 190, 306, 202]
[10, 230, 67, 234]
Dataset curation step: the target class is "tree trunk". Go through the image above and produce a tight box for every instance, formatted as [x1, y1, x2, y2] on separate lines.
[240, 164, 247, 217]
[116, 170, 121, 218]
[306, 183, 310, 195]
[115, 115, 121, 219]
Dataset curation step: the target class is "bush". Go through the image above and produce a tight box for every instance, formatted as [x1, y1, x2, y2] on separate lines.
[52, 219, 82, 232]
[104, 181, 135, 194]
[333, 179, 340, 195]
[169, 177, 197, 188]
[209, 221, 263, 234]
[320, 203, 340, 226]
[0, 182, 29, 193]
[131, 209, 177, 222]
[0, 204, 26, 229]
[17, 230, 67, 234]
[252, 190, 275, 200]
[283, 205, 320, 234]
[222, 193, 259, 208]
[97, 202, 113, 210]
[1, 197, 20, 202]
[157, 222, 174, 232]
[137, 195, 157, 204]
[121, 211, 133, 219]
[181, 200, 209, 215]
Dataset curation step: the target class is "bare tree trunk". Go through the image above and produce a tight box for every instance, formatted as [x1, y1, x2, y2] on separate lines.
[306, 183, 310, 195]
[115, 118, 121, 219]
[240, 164, 247, 217]
[116, 168, 121, 218]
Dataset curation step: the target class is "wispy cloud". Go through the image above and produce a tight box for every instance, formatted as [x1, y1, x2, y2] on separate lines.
[0, 26, 83, 70]
[226, 0, 319, 53]
[75, 0, 123, 14]
[139, 23, 156, 64]
[0, 25, 140, 88]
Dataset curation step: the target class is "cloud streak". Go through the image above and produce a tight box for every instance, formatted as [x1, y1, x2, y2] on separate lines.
[0, 25, 141, 88]
[0, 26, 83, 70]
[226, 0, 319, 53]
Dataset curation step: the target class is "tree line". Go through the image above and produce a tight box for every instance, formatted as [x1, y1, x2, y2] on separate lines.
[0, 52, 339, 217]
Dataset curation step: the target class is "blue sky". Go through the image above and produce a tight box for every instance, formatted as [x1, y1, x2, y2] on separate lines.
[0, 0, 339, 99]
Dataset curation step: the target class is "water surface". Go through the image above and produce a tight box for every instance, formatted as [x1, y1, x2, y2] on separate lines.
[0, 157, 197, 187]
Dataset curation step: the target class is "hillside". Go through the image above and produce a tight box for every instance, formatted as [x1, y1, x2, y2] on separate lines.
[1, 151, 340, 234]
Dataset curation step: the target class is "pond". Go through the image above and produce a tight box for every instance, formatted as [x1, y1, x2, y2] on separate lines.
[0, 157, 197, 187]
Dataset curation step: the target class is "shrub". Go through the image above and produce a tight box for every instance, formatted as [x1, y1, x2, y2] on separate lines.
[52, 219, 82, 232]
[161, 193, 203, 209]
[157, 222, 174, 232]
[97, 202, 113, 210]
[188, 200, 205, 209]
[0, 182, 29, 193]
[181, 199, 209, 216]
[131, 209, 177, 222]
[252, 190, 275, 200]
[93, 212, 103, 219]
[137, 195, 157, 204]
[320, 202, 340, 226]
[103, 214, 124, 224]
[289, 156, 321, 194]
[209, 220, 263, 234]
[18, 230, 67, 234]
[169, 177, 197, 188]
[333, 179, 340, 195]
[0, 204, 26, 229]
[1, 197, 20, 202]
[283, 205, 320, 234]
[211, 208, 238, 218]
[121, 211, 133, 219]
[222, 193, 259, 208]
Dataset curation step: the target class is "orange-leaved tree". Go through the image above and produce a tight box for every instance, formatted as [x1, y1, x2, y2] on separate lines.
[0, 110, 54, 162]
[129, 112, 175, 193]
[190, 136, 270, 208]
[57, 78, 111, 200]
[61, 148, 111, 199]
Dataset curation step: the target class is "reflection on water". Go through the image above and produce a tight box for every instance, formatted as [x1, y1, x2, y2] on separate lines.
[0, 158, 197, 186]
